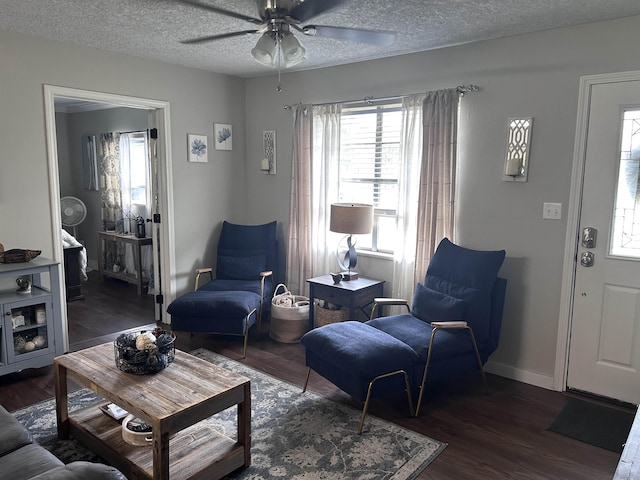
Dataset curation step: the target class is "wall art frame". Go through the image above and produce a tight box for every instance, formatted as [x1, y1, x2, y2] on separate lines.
[187, 134, 208, 163]
[214, 123, 233, 151]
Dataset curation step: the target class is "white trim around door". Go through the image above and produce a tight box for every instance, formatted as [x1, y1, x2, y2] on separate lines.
[555, 69, 640, 392]
[43, 85, 176, 351]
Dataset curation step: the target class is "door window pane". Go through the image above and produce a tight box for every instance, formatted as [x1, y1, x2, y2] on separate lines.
[611, 109, 640, 258]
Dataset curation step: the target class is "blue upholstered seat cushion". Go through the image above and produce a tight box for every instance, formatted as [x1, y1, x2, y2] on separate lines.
[199, 278, 269, 297]
[411, 283, 467, 323]
[301, 321, 419, 379]
[367, 314, 475, 362]
[167, 290, 261, 318]
[216, 254, 267, 280]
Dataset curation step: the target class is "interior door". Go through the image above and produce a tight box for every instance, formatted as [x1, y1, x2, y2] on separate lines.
[567, 79, 640, 404]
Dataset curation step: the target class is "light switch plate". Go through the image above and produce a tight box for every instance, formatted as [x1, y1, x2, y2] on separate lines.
[543, 202, 562, 220]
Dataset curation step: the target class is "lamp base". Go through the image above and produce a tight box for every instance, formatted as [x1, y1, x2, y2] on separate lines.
[339, 271, 359, 281]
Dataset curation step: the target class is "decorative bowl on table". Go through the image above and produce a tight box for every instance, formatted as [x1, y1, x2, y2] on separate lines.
[114, 327, 175, 375]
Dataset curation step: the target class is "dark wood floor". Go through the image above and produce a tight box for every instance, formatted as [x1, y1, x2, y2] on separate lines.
[0, 273, 625, 479]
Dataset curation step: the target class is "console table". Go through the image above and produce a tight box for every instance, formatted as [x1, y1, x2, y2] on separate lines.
[97, 232, 152, 295]
[307, 275, 385, 330]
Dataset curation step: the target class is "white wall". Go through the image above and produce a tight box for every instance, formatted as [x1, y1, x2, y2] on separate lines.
[0, 29, 247, 296]
[242, 15, 640, 388]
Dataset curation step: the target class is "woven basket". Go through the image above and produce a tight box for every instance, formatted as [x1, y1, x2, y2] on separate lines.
[314, 304, 348, 327]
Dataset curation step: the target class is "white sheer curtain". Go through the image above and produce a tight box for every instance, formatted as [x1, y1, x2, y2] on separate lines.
[414, 89, 459, 283]
[391, 94, 426, 304]
[285, 103, 341, 296]
[310, 104, 342, 281]
[286, 104, 313, 296]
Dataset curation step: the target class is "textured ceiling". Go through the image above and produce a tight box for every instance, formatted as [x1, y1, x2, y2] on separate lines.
[2, 0, 640, 78]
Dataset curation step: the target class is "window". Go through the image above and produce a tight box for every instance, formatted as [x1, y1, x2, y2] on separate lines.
[120, 132, 149, 209]
[611, 109, 640, 258]
[338, 101, 402, 253]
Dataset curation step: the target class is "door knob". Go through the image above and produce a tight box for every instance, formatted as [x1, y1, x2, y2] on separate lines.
[580, 251, 595, 267]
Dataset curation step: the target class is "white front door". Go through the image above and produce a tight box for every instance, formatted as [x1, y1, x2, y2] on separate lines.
[567, 78, 640, 404]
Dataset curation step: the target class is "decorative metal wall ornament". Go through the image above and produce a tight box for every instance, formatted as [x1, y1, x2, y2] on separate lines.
[503, 117, 533, 182]
[261, 130, 276, 174]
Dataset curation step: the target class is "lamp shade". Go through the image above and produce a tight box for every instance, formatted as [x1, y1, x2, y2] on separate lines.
[330, 203, 373, 235]
[251, 32, 277, 67]
[280, 31, 306, 67]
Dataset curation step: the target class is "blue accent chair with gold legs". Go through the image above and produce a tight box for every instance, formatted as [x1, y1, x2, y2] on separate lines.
[301, 238, 506, 433]
[167, 221, 277, 358]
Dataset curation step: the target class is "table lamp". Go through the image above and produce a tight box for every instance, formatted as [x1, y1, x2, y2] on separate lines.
[330, 203, 373, 281]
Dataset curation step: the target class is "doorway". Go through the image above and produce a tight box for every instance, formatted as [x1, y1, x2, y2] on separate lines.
[43, 86, 176, 351]
[558, 70, 640, 404]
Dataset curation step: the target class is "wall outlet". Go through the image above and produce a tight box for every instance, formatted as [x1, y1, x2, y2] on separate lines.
[543, 202, 562, 220]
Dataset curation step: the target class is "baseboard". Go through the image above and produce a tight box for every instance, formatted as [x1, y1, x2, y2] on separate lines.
[485, 360, 556, 390]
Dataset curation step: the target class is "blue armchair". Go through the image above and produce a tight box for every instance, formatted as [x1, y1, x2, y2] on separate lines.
[301, 238, 506, 433]
[167, 221, 277, 357]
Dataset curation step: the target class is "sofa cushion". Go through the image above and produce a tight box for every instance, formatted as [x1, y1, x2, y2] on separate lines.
[30, 462, 127, 480]
[411, 283, 467, 323]
[0, 405, 32, 456]
[0, 443, 64, 480]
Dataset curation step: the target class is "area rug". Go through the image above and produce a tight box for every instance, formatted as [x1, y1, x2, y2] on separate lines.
[548, 397, 635, 453]
[12, 349, 446, 479]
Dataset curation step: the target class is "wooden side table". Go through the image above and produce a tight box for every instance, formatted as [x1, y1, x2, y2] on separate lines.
[97, 231, 152, 295]
[307, 275, 385, 330]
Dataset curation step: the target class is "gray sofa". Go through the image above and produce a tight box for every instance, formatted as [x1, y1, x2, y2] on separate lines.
[0, 404, 125, 480]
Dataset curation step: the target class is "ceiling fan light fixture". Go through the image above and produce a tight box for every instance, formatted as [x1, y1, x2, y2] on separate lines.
[251, 32, 278, 67]
[280, 31, 306, 67]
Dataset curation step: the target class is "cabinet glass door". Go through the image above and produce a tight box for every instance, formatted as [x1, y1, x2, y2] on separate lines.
[5, 301, 51, 362]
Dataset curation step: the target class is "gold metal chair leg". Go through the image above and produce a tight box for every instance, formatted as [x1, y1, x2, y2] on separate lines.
[241, 309, 257, 359]
[358, 370, 413, 435]
[467, 327, 490, 394]
[302, 367, 311, 393]
[415, 326, 489, 417]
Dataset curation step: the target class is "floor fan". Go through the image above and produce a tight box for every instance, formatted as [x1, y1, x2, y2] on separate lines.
[60, 196, 87, 239]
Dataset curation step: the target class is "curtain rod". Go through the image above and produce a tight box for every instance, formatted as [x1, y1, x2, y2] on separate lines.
[283, 84, 480, 110]
[118, 129, 147, 135]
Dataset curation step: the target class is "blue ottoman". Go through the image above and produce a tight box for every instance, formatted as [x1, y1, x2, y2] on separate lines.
[301, 321, 418, 433]
[167, 290, 261, 357]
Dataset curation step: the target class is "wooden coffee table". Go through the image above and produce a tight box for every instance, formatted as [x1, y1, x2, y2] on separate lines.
[53, 343, 250, 480]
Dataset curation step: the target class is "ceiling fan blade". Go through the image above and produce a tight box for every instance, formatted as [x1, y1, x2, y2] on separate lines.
[287, 0, 347, 22]
[181, 30, 259, 44]
[175, 0, 263, 25]
[303, 26, 397, 46]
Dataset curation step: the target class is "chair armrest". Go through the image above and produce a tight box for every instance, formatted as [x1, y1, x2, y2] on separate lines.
[370, 298, 411, 319]
[431, 321, 468, 329]
[260, 270, 273, 277]
[194, 267, 214, 290]
[373, 298, 409, 306]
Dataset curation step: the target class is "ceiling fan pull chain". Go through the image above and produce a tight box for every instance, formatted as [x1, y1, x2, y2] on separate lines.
[276, 34, 283, 92]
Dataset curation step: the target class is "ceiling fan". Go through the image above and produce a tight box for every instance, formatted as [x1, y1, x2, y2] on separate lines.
[177, 0, 397, 69]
